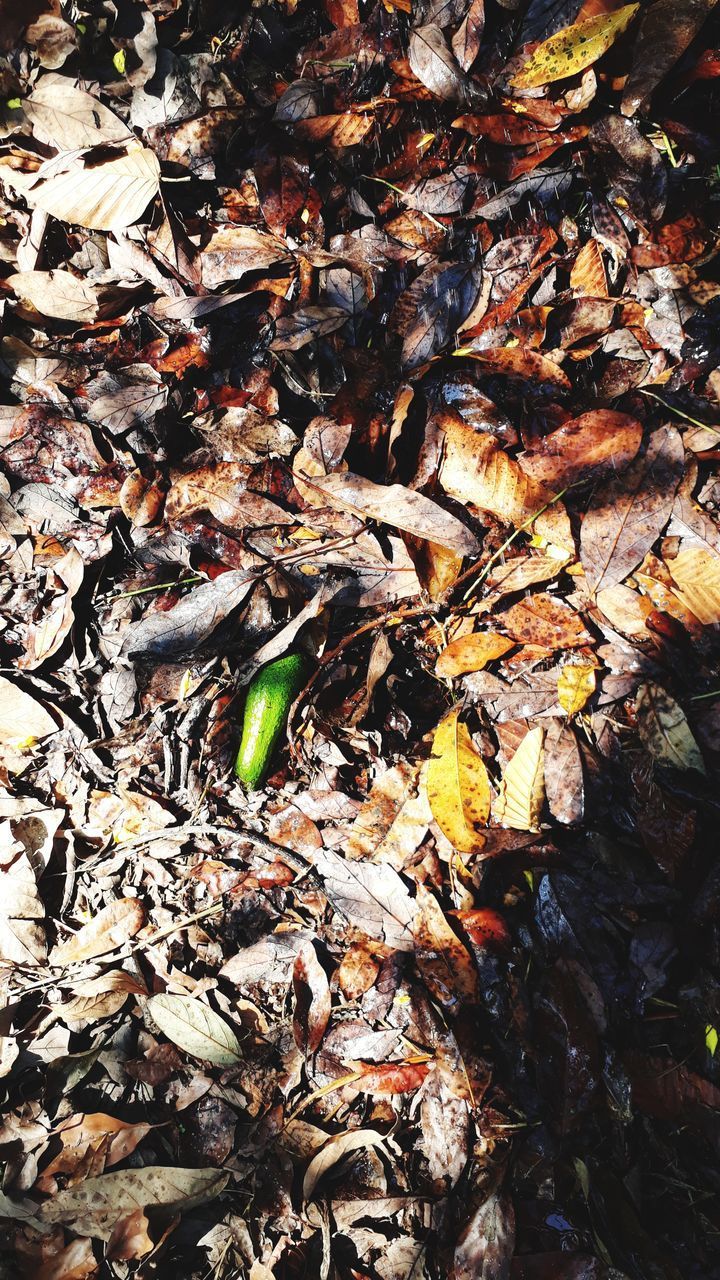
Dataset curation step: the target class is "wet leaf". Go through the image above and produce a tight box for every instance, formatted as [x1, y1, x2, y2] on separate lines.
[494, 726, 545, 831]
[580, 426, 684, 594]
[393, 260, 487, 369]
[409, 24, 469, 101]
[426, 708, 491, 853]
[622, 0, 720, 115]
[512, 5, 640, 89]
[636, 683, 706, 775]
[147, 994, 243, 1065]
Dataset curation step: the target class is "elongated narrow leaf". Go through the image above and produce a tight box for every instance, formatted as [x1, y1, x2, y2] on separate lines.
[512, 4, 640, 89]
[426, 708, 490, 853]
[494, 726, 545, 831]
[148, 994, 243, 1065]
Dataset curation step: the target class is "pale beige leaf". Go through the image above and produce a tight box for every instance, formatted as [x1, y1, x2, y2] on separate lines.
[147, 993, 243, 1066]
[50, 898, 146, 967]
[0, 676, 57, 747]
[7, 270, 137, 322]
[23, 79, 133, 149]
[426, 708, 490, 853]
[312, 846, 417, 951]
[39, 1166, 228, 1240]
[436, 631, 514, 677]
[301, 469, 480, 557]
[0, 848, 46, 966]
[636, 682, 706, 774]
[667, 547, 720, 625]
[22, 139, 160, 232]
[557, 662, 596, 716]
[494, 726, 545, 831]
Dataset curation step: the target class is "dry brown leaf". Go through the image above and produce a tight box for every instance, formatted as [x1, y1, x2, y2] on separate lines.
[50, 898, 146, 967]
[494, 726, 545, 831]
[439, 424, 573, 551]
[414, 882, 480, 1009]
[292, 942, 331, 1055]
[304, 470, 480, 557]
[426, 708, 490, 853]
[39, 1167, 228, 1240]
[14, 138, 160, 231]
[495, 593, 593, 651]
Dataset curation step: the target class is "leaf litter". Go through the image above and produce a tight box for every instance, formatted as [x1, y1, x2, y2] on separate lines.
[1, 0, 720, 1277]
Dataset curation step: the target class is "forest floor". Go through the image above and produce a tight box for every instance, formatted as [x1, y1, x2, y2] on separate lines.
[1, 0, 720, 1277]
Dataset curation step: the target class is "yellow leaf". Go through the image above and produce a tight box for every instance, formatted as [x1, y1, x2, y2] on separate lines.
[667, 547, 720, 625]
[112, 48, 127, 75]
[557, 662, 596, 716]
[436, 631, 514, 678]
[512, 4, 640, 90]
[706, 1024, 718, 1058]
[426, 709, 490, 853]
[494, 726, 545, 831]
[636, 682, 706, 775]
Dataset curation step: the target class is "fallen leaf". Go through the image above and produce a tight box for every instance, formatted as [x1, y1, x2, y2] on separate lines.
[580, 426, 684, 594]
[147, 994, 243, 1065]
[293, 941, 331, 1054]
[622, 0, 719, 115]
[452, 1193, 515, 1280]
[313, 847, 417, 950]
[494, 726, 545, 831]
[426, 708, 491, 853]
[303, 470, 480, 557]
[303, 1129, 387, 1202]
[14, 138, 160, 231]
[557, 662, 596, 715]
[50, 898, 146, 966]
[414, 882, 480, 1008]
[495, 593, 593, 651]
[39, 1166, 228, 1240]
[636, 683, 706, 775]
[436, 631, 514, 677]
[512, 5, 640, 89]
[666, 547, 720, 624]
[0, 675, 57, 747]
[408, 24, 469, 102]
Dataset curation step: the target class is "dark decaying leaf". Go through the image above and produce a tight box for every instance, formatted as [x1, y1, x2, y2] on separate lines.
[394, 260, 487, 368]
[622, 0, 720, 116]
[452, 1193, 515, 1280]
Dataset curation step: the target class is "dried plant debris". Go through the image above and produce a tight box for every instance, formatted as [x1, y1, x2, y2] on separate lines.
[1, 0, 720, 1277]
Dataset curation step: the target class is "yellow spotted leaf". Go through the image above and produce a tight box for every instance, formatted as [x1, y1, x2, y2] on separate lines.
[426, 708, 490, 853]
[494, 726, 545, 831]
[512, 4, 640, 90]
[667, 547, 720, 625]
[557, 663, 596, 716]
[436, 631, 514, 678]
[636, 682, 706, 775]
